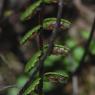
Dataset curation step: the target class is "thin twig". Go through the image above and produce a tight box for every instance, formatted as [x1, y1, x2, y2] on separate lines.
[18, 0, 64, 95]
[0, 85, 17, 92]
[72, 75, 78, 95]
[75, 17, 95, 75]
[65, 17, 95, 85]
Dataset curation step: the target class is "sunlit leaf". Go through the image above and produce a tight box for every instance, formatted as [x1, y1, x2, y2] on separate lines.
[23, 78, 40, 95]
[25, 51, 41, 73]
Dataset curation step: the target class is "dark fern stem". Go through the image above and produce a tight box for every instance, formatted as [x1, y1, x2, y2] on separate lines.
[18, 0, 64, 95]
[38, 1, 45, 95]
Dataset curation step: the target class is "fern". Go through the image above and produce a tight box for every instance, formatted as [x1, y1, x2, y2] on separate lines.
[44, 0, 58, 4]
[20, 18, 71, 44]
[44, 18, 71, 28]
[20, 0, 60, 21]
[23, 78, 41, 95]
[25, 44, 70, 73]
[44, 44, 70, 55]
[25, 51, 41, 73]
[20, 0, 42, 21]
[20, 25, 41, 44]
[44, 72, 68, 83]
[45, 72, 68, 78]
[19, 1, 71, 94]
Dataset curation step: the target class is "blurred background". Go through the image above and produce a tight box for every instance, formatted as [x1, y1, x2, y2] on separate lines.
[0, 0, 95, 95]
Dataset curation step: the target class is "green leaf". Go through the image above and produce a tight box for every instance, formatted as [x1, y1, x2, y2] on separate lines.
[44, 71, 68, 83]
[53, 44, 70, 55]
[66, 39, 77, 48]
[20, 25, 41, 44]
[63, 57, 78, 72]
[20, 0, 42, 21]
[43, 81, 54, 92]
[44, 55, 61, 67]
[90, 40, 95, 54]
[23, 78, 40, 95]
[25, 51, 41, 73]
[81, 30, 90, 39]
[73, 47, 84, 61]
[45, 72, 68, 78]
[20, 18, 71, 44]
[17, 76, 28, 88]
[44, 44, 70, 56]
[20, 0, 61, 21]
[43, 18, 71, 29]
[44, 0, 58, 4]
[30, 92, 38, 95]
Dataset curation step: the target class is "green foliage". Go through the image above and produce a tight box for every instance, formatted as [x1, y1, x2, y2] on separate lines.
[6, 0, 95, 95]
[63, 57, 78, 72]
[44, 55, 61, 67]
[8, 88, 19, 95]
[43, 18, 71, 28]
[19, 1, 72, 95]
[25, 44, 69, 73]
[44, 71, 68, 83]
[45, 72, 68, 78]
[20, 0, 60, 21]
[44, 0, 53, 3]
[66, 39, 77, 48]
[20, 25, 40, 44]
[23, 78, 41, 95]
[90, 40, 95, 54]
[43, 81, 54, 92]
[44, 44, 70, 55]
[8, 76, 28, 95]
[20, 0, 42, 21]
[25, 51, 41, 73]
[80, 30, 90, 39]
[20, 18, 71, 44]
[53, 44, 70, 55]
[17, 76, 28, 88]
[73, 47, 84, 61]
